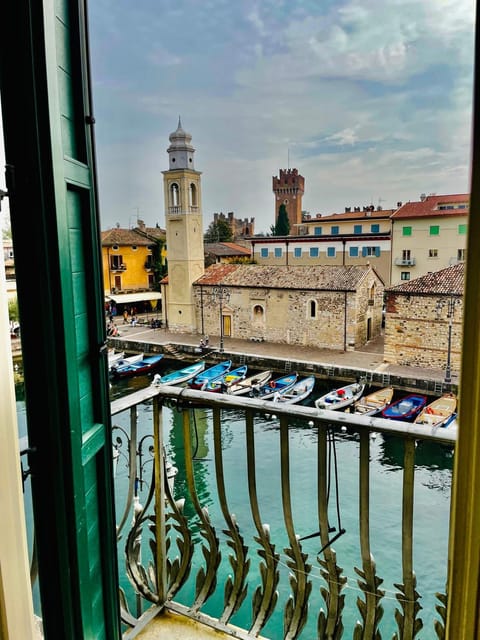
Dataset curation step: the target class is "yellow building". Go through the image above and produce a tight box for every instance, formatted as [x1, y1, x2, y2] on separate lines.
[101, 225, 165, 314]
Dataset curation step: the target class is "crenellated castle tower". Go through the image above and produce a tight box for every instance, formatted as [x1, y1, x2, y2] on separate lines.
[272, 168, 305, 234]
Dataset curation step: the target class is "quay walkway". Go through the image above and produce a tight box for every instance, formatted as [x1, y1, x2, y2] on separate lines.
[108, 317, 459, 395]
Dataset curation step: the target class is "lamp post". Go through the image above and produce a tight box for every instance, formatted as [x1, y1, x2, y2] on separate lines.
[212, 286, 230, 353]
[435, 294, 461, 384]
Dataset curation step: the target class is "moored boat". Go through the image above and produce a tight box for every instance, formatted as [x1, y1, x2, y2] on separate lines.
[152, 360, 206, 386]
[111, 354, 164, 379]
[351, 386, 394, 416]
[414, 393, 457, 428]
[110, 352, 144, 374]
[188, 360, 232, 390]
[108, 349, 125, 367]
[272, 376, 316, 405]
[315, 379, 365, 411]
[203, 365, 248, 392]
[251, 372, 298, 400]
[381, 393, 428, 422]
[228, 370, 273, 396]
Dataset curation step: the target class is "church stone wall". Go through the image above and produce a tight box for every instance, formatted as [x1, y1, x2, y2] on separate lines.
[194, 276, 383, 351]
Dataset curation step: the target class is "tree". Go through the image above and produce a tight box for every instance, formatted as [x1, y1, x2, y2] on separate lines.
[204, 218, 233, 243]
[274, 204, 290, 236]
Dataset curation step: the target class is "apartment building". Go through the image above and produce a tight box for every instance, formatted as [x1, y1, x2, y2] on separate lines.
[390, 193, 468, 285]
[251, 206, 393, 284]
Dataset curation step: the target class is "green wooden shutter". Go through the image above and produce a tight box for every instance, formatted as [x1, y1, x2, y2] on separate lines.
[0, 2, 120, 639]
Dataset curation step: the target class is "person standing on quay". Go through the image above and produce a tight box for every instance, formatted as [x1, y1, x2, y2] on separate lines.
[123, 309, 128, 324]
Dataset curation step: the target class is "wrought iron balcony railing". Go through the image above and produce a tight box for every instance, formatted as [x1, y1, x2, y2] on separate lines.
[111, 383, 456, 639]
[394, 257, 416, 266]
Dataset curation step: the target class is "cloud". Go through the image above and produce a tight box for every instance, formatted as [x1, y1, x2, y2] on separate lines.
[86, 0, 475, 232]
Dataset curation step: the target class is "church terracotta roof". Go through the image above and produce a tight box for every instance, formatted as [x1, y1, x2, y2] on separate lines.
[386, 263, 465, 295]
[195, 264, 377, 291]
[391, 194, 469, 219]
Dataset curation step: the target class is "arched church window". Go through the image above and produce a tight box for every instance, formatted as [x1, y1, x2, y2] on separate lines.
[309, 300, 317, 318]
[253, 305, 264, 317]
[170, 183, 179, 207]
[190, 183, 197, 207]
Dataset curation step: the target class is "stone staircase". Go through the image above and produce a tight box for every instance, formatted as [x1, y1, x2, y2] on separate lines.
[162, 343, 185, 359]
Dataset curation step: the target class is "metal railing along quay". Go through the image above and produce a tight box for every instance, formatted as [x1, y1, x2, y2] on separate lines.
[111, 383, 456, 640]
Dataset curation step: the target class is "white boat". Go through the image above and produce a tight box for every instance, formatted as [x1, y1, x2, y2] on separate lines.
[414, 393, 457, 428]
[272, 376, 316, 405]
[110, 353, 144, 374]
[227, 370, 272, 395]
[351, 386, 394, 416]
[315, 379, 365, 411]
[108, 349, 125, 367]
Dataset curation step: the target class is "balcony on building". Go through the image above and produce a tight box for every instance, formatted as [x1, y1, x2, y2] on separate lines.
[111, 261, 127, 272]
[394, 257, 416, 266]
[73, 383, 458, 640]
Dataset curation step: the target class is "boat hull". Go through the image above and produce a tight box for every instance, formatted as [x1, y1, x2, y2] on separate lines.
[381, 394, 428, 421]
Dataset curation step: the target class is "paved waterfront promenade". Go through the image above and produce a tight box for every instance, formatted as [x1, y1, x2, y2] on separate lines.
[109, 315, 457, 391]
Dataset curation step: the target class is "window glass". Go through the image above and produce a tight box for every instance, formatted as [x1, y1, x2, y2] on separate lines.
[401, 271, 411, 280]
[314, 227, 322, 235]
[260, 248, 268, 257]
[274, 247, 282, 258]
[429, 249, 438, 258]
[309, 247, 319, 258]
[294, 247, 302, 258]
[327, 247, 336, 257]
[331, 226, 339, 235]
[371, 223, 380, 233]
[354, 224, 362, 234]
[349, 246, 359, 257]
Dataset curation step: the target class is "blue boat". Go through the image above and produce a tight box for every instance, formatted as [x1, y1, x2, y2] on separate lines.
[151, 360, 206, 386]
[188, 360, 232, 389]
[381, 394, 428, 421]
[203, 365, 248, 392]
[111, 354, 164, 379]
[251, 372, 298, 400]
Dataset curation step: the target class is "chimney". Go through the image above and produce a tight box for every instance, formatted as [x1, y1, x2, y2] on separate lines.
[420, 193, 426, 201]
[397, 201, 402, 208]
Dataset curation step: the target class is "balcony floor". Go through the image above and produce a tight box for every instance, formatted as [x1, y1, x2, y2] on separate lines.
[131, 608, 267, 640]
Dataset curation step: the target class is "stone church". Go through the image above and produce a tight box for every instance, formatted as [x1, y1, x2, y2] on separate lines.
[162, 121, 384, 349]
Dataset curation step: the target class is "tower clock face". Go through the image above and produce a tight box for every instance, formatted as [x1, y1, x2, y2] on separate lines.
[284, 199, 289, 205]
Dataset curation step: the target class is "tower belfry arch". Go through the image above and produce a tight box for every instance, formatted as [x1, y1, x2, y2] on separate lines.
[163, 119, 204, 332]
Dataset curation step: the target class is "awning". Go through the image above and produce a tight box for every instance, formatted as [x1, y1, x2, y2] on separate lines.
[106, 292, 161, 304]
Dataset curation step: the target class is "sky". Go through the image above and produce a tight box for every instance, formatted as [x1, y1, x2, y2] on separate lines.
[1, 1, 477, 235]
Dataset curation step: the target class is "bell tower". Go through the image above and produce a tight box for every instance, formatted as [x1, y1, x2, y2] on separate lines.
[163, 118, 204, 332]
[272, 168, 305, 234]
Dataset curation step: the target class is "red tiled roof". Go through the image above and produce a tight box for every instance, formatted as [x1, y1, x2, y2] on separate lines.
[386, 263, 465, 295]
[391, 194, 469, 219]
[101, 228, 152, 246]
[194, 263, 378, 291]
[204, 242, 251, 257]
